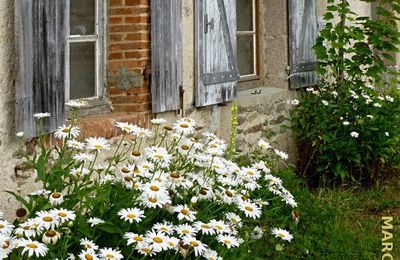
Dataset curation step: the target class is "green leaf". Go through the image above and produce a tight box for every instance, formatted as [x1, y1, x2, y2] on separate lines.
[95, 223, 123, 235]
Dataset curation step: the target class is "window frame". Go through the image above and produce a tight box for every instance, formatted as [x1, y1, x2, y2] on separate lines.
[237, 0, 260, 82]
[65, 0, 107, 103]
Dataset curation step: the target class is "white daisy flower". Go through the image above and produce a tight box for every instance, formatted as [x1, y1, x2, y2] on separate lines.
[87, 217, 105, 227]
[135, 128, 152, 138]
[145, 230, 169, 252]
[153, 222, 174, 234]
[80, 238, 99, 251]
[118, 208, 145, 223]
[385, 132, 390, 137]
[274, 149, 289, 160]
[322, 100, 329, 106]
[18, 239, 48, 257]
[30, 189, 51, 196]
[36, 211, 60, 230]
[124, 232, 145, 246]
[115, 122, 139, 134]
[0, 234, 13, 258]
[258, 139, 271, 150]
[271, 228, 293, 242]
[0, 220, 14, 235]
[33, 112, 51, 119]
[52, 208, 76, 223]
[55, 125, 80, 139]
[174, 205, 197, 222]
[140, 193, 171, 209]
[173, 118, 196, 136]
[195, 222, 215, 235]
[290, 99, 299, 106]
[203, 249, 223, 260]
[136, 242, 156, 256]
[142, 182, 168, 199]
[42, 230, 61, 245]
[151, 118, 166, 125]
[67, 140, 85, 150]
[70, 167, 90, 177]
[226, 213, 242, 226]
[250, 226, 264, 240]
[98, 248, 123, 260]
[73, 153, 95, 162]
[49, 192, 64, 206]
[16, 132, 24, 138]
[145, 146, 172, 166]
[238, 201, 262, 219]
[86, 137, 110, 151]
[78, 250, 99, 260]
[210, 220, 231, 234]
[350, 131, 359, 138]
[216, 234, 240, 249]
[175, 224, 198, 237]
[183, 236, 208, 257]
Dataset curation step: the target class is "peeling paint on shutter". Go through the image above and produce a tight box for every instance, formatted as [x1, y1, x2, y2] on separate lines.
[288, 0, 318, 89]
[195, 0, 239, 107]
[151, 0, 182, 113]
[15, 0, 67, 138]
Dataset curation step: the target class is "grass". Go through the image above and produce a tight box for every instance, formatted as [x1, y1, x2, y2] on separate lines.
[229, 169, 400, 260]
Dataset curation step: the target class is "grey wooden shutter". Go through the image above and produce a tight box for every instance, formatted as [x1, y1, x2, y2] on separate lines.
[288, 0, 318, 89]
[151, 0, 182, 113]
[15, 0, 67, 138]
[195, 0, 239, 107]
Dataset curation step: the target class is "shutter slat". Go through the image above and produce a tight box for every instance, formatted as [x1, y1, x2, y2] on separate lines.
[151, 0, 182, 113]
[15, 0, 66, 138]
[289, 0, 318, 89]
[195, 0, 238, 107]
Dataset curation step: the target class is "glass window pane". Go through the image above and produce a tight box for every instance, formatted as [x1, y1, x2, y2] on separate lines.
[70, 0, 96, 35]
[70, 42, 96, 100]
[237, 35, 255, 76]
[237, 0, 253, 31]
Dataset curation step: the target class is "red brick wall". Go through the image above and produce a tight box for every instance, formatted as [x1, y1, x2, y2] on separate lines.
[108, 0, 151, 114]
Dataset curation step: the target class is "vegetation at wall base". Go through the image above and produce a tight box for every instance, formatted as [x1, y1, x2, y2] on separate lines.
[289, 0, 400, 186]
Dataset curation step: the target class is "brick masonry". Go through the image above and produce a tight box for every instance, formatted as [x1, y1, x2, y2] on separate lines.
[79, 0, 152, 138]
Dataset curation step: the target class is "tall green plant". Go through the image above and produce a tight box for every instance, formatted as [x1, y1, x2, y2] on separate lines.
[290, 0, 400, 186]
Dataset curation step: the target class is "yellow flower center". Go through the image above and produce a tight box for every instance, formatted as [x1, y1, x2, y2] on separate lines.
[2, 241, 10, 249]
[201, 224, 210, 229]
[121, 168, 130, 173]
[94, 145, 104, 149]
[153, 237, 163, 243]
[180, 123, 189, 128]
[23, 225, 31, 230]
[131, 151, 141, 157]
[127, 213, 137, 219]
[279, 233, 285, 238]
[180, 209, 189, 215]
[181, 145, 190, 150]
[45, 230, 57, 237]
[149, 197, 158, 203]
[58, 212, 67, 218]
[124, 176, 133, 182]
[62, 128, 71, 133]
[0, 224, 4, 229]
[85, 254, 94, 260]
[27, 243, 38, 249]
[223, 240, 231, 245]
[170, 172, 180, 178]
[168, 242, 175, 246]
[43, 216, 54, 222]
[182, 230, 190, 234]
[154, 154, 164, 159]
[105, 254, 115, 259]
[216, 225, 223, 230]
[143, 248, 151, 253]
[150, 185, 160, 191]
[161, 227, 168, 232]
[190, 241, 199, 247]
[247, 171, 254, 175]
[245, 206, 254, 212]
[52, 193, 62, 199]
[225, 191, 233, 197]
[134, 236, 143, 242]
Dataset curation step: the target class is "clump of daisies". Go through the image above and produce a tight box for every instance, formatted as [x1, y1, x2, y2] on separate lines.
[2, 116, 296, 259]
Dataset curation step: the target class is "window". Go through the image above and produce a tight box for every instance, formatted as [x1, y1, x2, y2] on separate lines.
[66, 0, 106, 101]
[236, 0, 259, 79]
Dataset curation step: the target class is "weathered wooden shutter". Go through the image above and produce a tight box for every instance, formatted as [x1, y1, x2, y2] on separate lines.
[288, 0, 318, 89]
[195, 0, 239, 107]
[15, 0, 67, 138]
[151, 0, 182, 113]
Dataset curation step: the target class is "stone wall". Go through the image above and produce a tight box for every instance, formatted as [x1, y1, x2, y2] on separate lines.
[236, 87, 298, 162]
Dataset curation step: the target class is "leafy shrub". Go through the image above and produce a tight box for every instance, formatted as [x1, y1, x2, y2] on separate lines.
[290, 0, 400, 186]
[0, 108, 296, 259]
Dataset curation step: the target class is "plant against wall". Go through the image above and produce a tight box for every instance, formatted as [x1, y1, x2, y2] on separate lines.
[290, 0, 400, 186]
